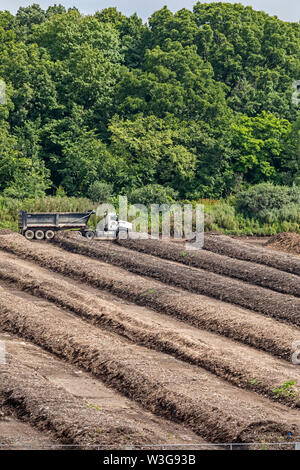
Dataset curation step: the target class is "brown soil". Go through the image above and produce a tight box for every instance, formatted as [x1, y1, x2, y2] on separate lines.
[115, 237, 300, 297]
[266, 233, 300, 256]
[0, 253, 299, 406]
[1, 283, 300, 444]
[0, 332, 205, 449]
[1, 230, 300, 447]
[203, 233, 300, 275]
[1, 347, 148, 449]
[0, 413, 56, 450]
[51, 233, 300, 326]
[0, 235, 297, 360]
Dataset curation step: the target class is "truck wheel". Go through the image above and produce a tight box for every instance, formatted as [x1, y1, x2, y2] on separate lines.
[24, 230, 34, 240]
[45, 230, 55, 240]
[35, 230, 45, 240]
[84, 231, 95, 241]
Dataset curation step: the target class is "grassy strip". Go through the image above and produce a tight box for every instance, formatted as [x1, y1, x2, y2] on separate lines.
[0, 195, 299, 237]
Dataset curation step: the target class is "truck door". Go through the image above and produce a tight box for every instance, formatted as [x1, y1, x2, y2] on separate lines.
[104, 212, 109, 231]
[109, 214, 119, 231]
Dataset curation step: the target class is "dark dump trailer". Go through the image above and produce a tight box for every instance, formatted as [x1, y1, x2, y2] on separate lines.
[18, 210, 96, 240]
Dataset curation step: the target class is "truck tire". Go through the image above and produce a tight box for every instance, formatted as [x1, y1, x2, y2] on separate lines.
[24, 230, 34, 240]
[84, 231, 95, 241]
[35, 230, 45, 240]
[45, 230, 55, 240]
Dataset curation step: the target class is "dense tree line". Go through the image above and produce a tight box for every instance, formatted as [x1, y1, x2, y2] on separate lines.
[0, 2, 299, 200]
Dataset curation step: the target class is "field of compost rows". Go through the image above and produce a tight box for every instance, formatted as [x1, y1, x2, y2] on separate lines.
[0, 230, 300, 450]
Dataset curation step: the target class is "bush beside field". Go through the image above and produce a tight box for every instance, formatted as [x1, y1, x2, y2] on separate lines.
[0, 196, 98, 232]
[0, 183, 299, 236]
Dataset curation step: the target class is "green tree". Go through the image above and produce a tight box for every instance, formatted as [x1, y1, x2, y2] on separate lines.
[193, 2, 300, 119]
[283, 113, 300, 185]
[87, 181, 114, 203]
[149, 7, 198, 47]
[95, 8, 149, 68]
[109, 114, 196, 195]
[0, 2, 299, 202]
[115, 40, 230, 124]
[59, 131, 117, 196]
[230, 111, 292, 184]
[32, 11, 123, 133]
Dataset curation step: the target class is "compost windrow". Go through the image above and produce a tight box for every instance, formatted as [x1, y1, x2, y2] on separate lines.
[0, 256, 299, 401]
[53, 233, 300, 326]
[0, 283, 299, 444]
[114, 237, 300, 296]
[0, 232, 297, 359]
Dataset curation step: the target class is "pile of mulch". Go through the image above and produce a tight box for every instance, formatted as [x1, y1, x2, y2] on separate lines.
[203, 233, 300, 275]
[2, 256, 300, 404]
[0, 232, 298, 359]
[266, 233, 300, 255]
[0, 230, 13, 236]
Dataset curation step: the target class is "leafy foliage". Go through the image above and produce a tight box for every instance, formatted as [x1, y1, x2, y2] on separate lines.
[128, 184, 178, 206]
[234, 183, 300, 221]
[87, 181, 114, 203]
[0, 2, 299, 204]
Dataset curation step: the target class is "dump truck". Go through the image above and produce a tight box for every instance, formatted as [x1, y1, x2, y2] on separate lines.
[96, 211, 132, 239]
[18, 210, 96, 240]
[18, 210, 132, 241]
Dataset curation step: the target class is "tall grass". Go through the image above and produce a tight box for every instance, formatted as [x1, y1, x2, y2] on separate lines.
[0, 195, 299, 236]
[203, 201, 300, 235]
[0, 196, 97, 231]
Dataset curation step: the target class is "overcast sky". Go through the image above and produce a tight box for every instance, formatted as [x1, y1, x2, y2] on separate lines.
[1, 0, 300, 23]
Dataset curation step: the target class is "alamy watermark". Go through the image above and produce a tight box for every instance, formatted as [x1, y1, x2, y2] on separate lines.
[96, 196, 204, 250]
[0, 80, 6, 105]
[292, 341, 300, 365]
[0, 341, 6, 364]
[292, 81, 300, 106]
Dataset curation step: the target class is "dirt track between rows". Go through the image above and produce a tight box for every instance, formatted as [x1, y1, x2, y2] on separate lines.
[116, 237, 300, 296]
[53, 233, 300, 326]
[203, 234, 300, 275]
[1, 332, 205, 449]
[0, 230, 300, 448]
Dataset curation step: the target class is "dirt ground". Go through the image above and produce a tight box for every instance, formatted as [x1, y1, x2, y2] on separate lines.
[265, 233, 300, 256]
[52, 233, 300, 326]
[0, 332, 207, 450]
[0, 230, 300, 449]
[203, 233, 300, 274]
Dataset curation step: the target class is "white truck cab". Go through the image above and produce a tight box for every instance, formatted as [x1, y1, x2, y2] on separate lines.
[96, 212, 132, 239]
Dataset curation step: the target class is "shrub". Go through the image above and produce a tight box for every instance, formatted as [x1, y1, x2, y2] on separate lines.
[56, 185, 67, 198]
[87, 181, 113, 203]
[3, 167, 50, 200]
[204, 202, 238, 231]
[128, 184, 179, 206]
[235, 183, 300, 220]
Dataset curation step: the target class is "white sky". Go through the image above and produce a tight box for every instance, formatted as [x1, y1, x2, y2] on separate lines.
[0, 0, 299, 23]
